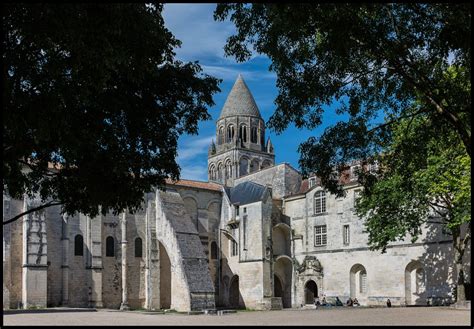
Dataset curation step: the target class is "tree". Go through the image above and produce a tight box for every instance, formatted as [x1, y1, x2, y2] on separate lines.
[214, 3, 470, 195]
[3, 3, 221, 224]
[215, 3, 471, 302]
[355, 114, 471, 302]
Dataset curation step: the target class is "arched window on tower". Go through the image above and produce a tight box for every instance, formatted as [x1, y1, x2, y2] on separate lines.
[260, 128, 265, 145]
[239, 125, 247, 143]
[74, 234, 84, 256]
[227, 125, 235, 143]
[218, 126, 224, 145]
[135, 237, 143, 258]
[251, 127, 258, 143]
[106, 236, 115, 257]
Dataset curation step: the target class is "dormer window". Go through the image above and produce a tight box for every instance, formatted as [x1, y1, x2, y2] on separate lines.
[309, 177, 316, 188]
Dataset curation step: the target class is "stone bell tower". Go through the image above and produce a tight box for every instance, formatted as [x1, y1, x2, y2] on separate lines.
[208, 74, 275, 186]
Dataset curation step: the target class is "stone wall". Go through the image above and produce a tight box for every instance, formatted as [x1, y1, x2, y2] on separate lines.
[234, 163, 302, 199]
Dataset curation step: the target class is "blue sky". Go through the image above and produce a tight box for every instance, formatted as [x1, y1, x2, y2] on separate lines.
[162, 4, 342, 181]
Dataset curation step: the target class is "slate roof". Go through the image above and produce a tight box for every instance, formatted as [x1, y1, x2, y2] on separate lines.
[218, 74, 262, 119]
[226, 181, 268, 206]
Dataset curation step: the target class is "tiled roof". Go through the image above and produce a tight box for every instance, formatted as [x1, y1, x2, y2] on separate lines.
[165, 178, 222, 192]
[218, 74, 262, 119]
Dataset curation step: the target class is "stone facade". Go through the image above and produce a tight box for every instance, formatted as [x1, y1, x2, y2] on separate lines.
[2, 74, 470, 311]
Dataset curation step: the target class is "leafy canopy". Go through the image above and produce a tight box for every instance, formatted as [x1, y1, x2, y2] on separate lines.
[214, 3, 471, 196]
[3, 3, 221, 221]
[355, 114, 471, 252]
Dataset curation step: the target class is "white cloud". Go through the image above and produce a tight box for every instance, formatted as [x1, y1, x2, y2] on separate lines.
[179, 164, 209, 181]
[162, 4, 236, 62]
[200, 64, 276, 81]
[177, 135, 214, 162]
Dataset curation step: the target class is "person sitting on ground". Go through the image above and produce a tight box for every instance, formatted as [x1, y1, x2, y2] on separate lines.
[321, 296, 327, 306]
[346, 298, 353, 307]
[353, 298, 360, 306]
[387, 299, 392, 308]
[335, 297, 343, 306]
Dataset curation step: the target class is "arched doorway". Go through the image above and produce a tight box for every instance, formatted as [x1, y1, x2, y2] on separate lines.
[159, 241, 171, 309]
[304, 280, 318, 305]
[274, 255, 293, 308]
[229, 275, 240, 308]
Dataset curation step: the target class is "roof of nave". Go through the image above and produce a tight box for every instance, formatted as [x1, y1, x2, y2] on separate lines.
[165, 178, 222, 192]
[218, 74, 262, 120]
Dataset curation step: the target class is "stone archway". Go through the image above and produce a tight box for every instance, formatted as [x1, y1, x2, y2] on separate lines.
[159, 241, 171, 309]
[304, 280, 318, 305]
[274, 255, 293, 308]
[405, 261, 426, 305]
[229, 275, 240, 308]
[350, 263, 367, 301]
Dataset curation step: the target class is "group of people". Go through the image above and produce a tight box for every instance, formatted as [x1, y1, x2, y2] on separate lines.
[314, 296, 393, 308]
[313, 296, 360, 308]
[344, 297, 361, 307]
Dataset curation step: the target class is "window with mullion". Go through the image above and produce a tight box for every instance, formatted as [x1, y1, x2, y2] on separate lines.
[314, 191, 326, 214]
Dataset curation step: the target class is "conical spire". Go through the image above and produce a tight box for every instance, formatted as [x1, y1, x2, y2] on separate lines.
[218, 74, 262, 119]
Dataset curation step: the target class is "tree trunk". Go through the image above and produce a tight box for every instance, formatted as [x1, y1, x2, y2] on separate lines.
[452, 226, 467, 303]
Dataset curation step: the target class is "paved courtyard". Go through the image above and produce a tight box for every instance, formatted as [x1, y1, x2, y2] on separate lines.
[3, 307, 471, 326]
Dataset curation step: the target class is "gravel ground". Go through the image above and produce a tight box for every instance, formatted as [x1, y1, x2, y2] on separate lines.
[3, 307, 471, 326]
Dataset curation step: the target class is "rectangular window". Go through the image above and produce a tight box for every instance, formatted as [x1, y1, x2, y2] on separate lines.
[231, 240, 238, 257]
[360, 271, 367, 293]
[242, 215, 247, 250]
[343, 225, 350, 245]
[309, 177, 316, 188]
[314, 191, 326, 215]
[314, 225, 327, 246]
[235, 206, 239, 216]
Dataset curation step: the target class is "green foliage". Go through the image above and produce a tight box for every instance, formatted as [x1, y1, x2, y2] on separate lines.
[215, 3, 471, 195]
[3, 3, 221, 221]
[355, 115, 470, 252]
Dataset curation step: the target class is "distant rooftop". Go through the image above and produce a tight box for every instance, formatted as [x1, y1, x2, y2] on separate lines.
[165, 178, 222, 192]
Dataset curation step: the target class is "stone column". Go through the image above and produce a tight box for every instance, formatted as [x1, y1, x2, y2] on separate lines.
[21, 197, 48, 309]
[120, 212, 130, 310]
[144, 199, 160, 310]
[61, 214, 69, 306]
[88, 215, 103, 308]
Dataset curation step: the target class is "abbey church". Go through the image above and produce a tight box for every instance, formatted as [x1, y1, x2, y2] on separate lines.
[3, 75, 470, 311]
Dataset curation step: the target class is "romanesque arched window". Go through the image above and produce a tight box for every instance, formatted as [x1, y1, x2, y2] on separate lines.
[250, 158, 260, 173]
[239, 157, 249, 176]
[239, 125, 247, 143]
[225, 160, 232, 179]
[217, 163, 223, 182]
[135, 237, 143, 258]
[227, 125, 235, 143]
[106, 236, 115, 257]
[74, 234, 84, 256]
[218, 126, 224, 145]
[209, 164, 216, 181]
[314, 191, 326, 214]
[210, 241, 218, 259]
[251, 127, 258, 143]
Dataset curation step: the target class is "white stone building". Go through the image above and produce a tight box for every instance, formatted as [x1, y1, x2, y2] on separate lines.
[3, 75, 470, 311]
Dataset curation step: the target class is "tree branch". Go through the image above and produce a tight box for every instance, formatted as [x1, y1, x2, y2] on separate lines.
[3, 201, 64, 225]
